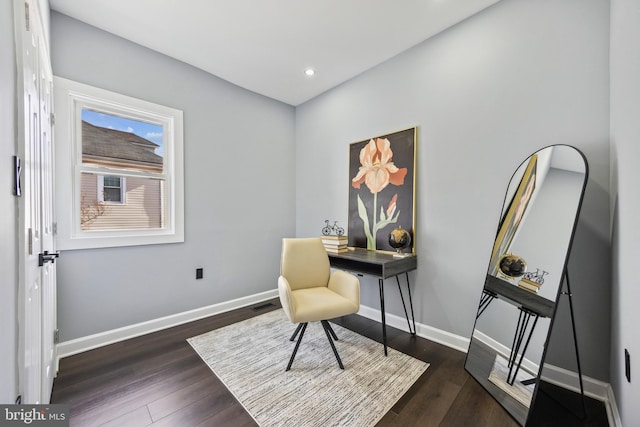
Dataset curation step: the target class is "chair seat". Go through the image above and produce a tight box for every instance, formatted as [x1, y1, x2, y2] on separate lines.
[289, 287, 359, 323]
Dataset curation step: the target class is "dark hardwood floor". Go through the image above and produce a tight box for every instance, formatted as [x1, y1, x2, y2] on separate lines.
[51, 299, 608, 426]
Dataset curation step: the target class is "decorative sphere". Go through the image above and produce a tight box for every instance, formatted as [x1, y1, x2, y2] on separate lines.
[498, 254, 527, 277]
[388, 226, 411, 253]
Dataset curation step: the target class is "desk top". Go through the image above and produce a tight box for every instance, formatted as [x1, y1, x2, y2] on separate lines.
[328, 248, 417, 279]
[484, 274, 555, 318]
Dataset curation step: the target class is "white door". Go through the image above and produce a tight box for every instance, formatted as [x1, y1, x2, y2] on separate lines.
[15, 0, 58, 404]
[39, 56, 57, 404]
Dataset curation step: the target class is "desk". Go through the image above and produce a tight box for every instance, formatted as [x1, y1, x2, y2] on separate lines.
[479, 274, 555, 384]
[328, 248, 417, 355]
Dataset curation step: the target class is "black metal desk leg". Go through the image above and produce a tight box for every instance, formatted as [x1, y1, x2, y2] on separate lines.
[378, 278, 388, 356]
[396, 273, 416, 335]
[507, 308, 539, 385]
[477, 291, 496, 319]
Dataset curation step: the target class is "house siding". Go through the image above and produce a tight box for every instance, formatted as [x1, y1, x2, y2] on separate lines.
[80, 173, 164, 230]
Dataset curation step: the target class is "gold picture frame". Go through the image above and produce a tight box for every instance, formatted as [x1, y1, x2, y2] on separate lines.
[347, 127, 417, 254]
[489, 154, 538, 276]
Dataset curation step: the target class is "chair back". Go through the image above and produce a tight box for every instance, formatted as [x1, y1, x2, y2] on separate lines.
[280, 238, 330, 290]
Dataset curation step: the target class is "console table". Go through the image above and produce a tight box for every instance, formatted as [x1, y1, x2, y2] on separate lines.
[328, 248, 417, 355]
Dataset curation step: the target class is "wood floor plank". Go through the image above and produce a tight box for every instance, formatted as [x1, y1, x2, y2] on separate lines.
[147, 376, 222, 422]
[194, 402, 257, 427]
[98, 406, 152, 427]
[147, 386, 237, 427]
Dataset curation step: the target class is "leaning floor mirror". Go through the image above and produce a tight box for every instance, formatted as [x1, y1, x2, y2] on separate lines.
[465, 145, 588, 425]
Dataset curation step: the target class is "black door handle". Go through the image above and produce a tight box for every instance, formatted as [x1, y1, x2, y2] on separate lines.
[38, 250, 60, 266]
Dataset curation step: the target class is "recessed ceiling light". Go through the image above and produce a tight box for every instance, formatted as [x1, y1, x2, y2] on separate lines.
[304, 68, 315, 77]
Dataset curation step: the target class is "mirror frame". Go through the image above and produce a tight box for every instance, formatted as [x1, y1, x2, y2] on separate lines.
[465, 144, 589, 425]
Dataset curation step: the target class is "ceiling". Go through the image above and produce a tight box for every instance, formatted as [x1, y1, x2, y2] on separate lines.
[49, 0, 500, 106]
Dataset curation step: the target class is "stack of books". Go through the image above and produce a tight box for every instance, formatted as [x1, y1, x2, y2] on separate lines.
[517, 277, 542, 294]
[322, 235, 348, 254]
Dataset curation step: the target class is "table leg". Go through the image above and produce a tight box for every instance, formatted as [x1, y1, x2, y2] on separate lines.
[378, 278, 388, 356]
[476, 290, 496, 319]
[507, 308, 539, 385]
[396, 273, 416, 335]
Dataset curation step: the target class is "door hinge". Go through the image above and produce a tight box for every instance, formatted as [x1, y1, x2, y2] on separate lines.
[52, 222, 57, 235]
[50, 113, 55, 126]
[24, 2, 30, 31]
[54, 329, 60, 344]
[28, 228, 33, 255]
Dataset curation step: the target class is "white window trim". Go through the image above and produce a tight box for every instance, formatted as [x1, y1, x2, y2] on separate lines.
[54, 76, 184, 249]
[98, 175, 126, 204]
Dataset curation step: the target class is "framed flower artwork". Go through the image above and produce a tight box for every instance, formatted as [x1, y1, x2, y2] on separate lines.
[348, 127, 416, 253]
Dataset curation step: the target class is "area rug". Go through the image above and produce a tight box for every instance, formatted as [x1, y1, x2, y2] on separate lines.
[187, 309, 429, 427]
[488, 354, 535, 407]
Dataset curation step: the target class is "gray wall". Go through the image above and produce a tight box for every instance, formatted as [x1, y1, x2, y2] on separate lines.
[295, 0, 611, 381]
[50, 12, 296, 340]
[1, 0, 19, 404]
[610, 0, 640, 424]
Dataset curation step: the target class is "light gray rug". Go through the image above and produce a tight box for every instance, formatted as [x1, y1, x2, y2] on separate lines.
[187, 309, 429, 427]
[488, 354, 535, 407]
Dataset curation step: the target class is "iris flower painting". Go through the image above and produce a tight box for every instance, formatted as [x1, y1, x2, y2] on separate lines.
[348, 128, 416, 252]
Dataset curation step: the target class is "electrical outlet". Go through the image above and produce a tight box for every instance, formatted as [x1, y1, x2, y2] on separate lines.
[625, 349, 631, 382]
[196, 268, 203, 279]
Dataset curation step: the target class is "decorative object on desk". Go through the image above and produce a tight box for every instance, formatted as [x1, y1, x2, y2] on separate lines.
[322, 234, 348, 253]
[388, 226, 412, 257]
[321, 219, 344, 236]
[497, 254, 527, 279]
[523, 268, 548, 285]
[518, 277, 542, 294]
[348, 127, 416, 253]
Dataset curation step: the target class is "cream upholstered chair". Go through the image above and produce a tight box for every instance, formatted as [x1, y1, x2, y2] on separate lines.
[278, 237, 360, 371]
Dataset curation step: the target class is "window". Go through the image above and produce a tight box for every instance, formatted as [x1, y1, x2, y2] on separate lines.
[54, 77, 184, 249]
[99, 176, 125, 203]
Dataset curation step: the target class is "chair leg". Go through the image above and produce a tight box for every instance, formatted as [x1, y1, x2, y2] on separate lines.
[290, 323, 304, 342]
[324, 321, 339, 341]
[286, 323, 308, 371]
[321, 320, 344, 369]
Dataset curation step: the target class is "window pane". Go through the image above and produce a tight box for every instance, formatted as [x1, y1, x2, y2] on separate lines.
[80, 173, 165, 231]
[81, 109, 164, 173]
[103, 176, 121, 187]
[103, 187, 121, 202]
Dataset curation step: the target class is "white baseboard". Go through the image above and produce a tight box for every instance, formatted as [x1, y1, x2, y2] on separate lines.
[540, 363, 611, 402]
[605, 383, 623, 427]
[472, 329, 541, 375]
[540, 364, 622, 427]
[357, 303, 470, 352]
[56, 289, 278, 361]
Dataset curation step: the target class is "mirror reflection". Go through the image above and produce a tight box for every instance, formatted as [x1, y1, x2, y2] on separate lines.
[465, 145, 587, 425]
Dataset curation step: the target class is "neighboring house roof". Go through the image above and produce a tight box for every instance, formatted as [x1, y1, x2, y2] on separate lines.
[82, 120, 163, 168]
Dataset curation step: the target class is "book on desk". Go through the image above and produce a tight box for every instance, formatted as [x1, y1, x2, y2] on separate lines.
[322, 235, 348, 254]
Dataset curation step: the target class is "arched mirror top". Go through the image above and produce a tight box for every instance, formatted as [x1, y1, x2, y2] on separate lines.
[488, 145, 588, 302]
